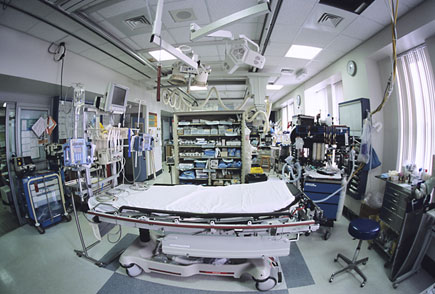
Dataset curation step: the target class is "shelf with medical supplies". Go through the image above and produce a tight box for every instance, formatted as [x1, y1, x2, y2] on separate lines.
[174, 111, 246, 186]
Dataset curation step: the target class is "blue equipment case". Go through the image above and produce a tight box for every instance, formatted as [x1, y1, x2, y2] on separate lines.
[22, 172, 70, 234]
[304, 178, 342, 240]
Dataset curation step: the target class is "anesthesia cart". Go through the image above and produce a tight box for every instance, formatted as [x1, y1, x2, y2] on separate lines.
[303, 175, 342, 240]
[22, 172, 71, 234]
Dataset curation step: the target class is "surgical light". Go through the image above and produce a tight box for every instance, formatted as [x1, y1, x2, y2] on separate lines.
[267, 84, 283, 90]
[149, 49, 177, 61]
[285, 45, 322, 60]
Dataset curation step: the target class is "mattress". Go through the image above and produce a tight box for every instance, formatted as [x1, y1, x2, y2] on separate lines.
[89, 179, 295, 214]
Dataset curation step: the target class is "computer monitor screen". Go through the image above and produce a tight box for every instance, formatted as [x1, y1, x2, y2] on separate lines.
[112, 86, 127, 107]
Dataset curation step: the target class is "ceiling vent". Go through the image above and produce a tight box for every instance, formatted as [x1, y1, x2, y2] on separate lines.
[317, 13, 344, 28]
[169, 8, 197, 23]
[124, 15, 151, 31]
[319, 0, 374, 15]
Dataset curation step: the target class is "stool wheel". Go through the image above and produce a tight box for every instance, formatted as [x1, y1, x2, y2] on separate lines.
[334, 257, 338, 262]
[362, 261, 367, 265]
[360, 282, 365, 288]
[393, 283, 398, 289]
[329, 277, 334, 283]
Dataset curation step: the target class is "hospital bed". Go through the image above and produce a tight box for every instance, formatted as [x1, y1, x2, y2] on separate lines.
[86, 180, 322, 291]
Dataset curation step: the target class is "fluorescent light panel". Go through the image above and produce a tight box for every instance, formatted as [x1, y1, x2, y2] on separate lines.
[267, 84, 283, 90]
[190, 85, 208, 91]
[285, 45, 322, 60]
[148, 50, 176, 61]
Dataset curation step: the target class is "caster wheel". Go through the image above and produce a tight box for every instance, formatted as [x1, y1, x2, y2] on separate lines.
[76, 252, 83, 257]
[329, 277, 334, 283]
[323, 231, 331, 240]
[36, 226, 45, 234]
[126, 264, 143, 277]
[393, 283, 398, 289]
[63, 214, 72, 222]
[361, 282, 366, 288]
[362, 261, 367, 265]
[334, 258, 338, 262]
[305, 232, 311, 236]
[96, 262, 105, 268]
[255, 277, 277, 292]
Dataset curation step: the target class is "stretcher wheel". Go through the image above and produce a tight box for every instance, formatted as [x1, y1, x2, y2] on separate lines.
[126, 264, 143, 277]
[63, 214, 72, 222]
[255, 277, 277, 292]
[36, 226, 45, 234]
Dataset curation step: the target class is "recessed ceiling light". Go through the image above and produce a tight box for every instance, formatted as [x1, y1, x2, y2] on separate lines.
[148, 50, 177, 61]
[285, 45, 322, 60]
[267, 84, 283, 90]
[190, 85, 208, 91]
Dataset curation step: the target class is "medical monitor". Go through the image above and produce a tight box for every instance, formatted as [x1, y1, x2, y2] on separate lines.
[103, 83, 129, 114]
[338, 98, 370, 137]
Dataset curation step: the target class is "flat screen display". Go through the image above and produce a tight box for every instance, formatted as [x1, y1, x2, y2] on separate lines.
[339, 101, 363, 137]
[112, 86, 127, 106]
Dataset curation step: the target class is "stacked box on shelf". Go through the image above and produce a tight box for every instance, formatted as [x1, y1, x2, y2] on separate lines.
[174, 111, 245, 186]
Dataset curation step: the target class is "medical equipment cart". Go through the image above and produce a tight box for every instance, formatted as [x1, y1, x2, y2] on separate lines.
[22, 172, 71, 234]
[303, 178, 342, 240]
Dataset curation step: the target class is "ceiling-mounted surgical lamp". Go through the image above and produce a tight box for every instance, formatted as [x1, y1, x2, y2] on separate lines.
[223, 35, 266, 74]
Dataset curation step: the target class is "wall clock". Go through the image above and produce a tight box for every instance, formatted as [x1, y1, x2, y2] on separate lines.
[347, 60, 357, 76]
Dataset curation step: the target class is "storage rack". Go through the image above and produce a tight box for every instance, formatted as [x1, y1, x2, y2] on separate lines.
[174, 111, 245, 185]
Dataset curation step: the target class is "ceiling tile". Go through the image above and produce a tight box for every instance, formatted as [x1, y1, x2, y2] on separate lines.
[205, 0, 258, 22]
[220, 22, 259, 41]
[98, 20, 127, 39]
[130, 33, 153, 48]
[269, 24, 300, 44]
[327, 34, 362, 54]
[264, 42, 289, 57]
[265, 55, 309, 68]
[312, 48, 345, 64]
[167, 26, 191, 43]
[80, 48, 111, 62]
[293, 28, 339, 48]
[121, 37, 142, 51]
[342, 16, 384, 41]
[45, 12, 83, 33]
[99, 43, 126, 57]
[74, 28, 107, 46]
[57, 36, 90, 54]
[97, 0, 147, 19]
[0, 9, 39, 32]
[26, 22, 67, 43]
[152, 0, 211, 29]
[12, 0, 53, 18]
[277, 0, 317, 27]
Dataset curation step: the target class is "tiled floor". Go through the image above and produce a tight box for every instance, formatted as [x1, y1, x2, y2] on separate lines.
[0, 167, 433, 294]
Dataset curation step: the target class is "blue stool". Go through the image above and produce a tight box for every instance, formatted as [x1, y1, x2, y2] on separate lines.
[329, 218, 380, 288]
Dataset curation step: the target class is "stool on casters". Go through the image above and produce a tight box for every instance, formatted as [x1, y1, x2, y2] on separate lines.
[329, 218, 380, 288]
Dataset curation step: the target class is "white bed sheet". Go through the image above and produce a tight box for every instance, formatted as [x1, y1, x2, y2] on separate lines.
[89, 180, 295, 214]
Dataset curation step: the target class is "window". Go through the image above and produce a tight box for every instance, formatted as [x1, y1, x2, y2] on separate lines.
[281, 100, 294, 131]
[303, 79, 343, 122]
[304, 87, 328, 118]
[396, 45, 435, 171]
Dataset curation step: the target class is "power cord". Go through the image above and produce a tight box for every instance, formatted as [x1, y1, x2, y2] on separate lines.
[48, 42, 67, 102]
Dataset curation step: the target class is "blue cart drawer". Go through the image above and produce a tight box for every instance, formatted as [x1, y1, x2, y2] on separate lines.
[305, 191, 340, 204]
[317, 203, 338, 220]
[304, 181, 341, 193]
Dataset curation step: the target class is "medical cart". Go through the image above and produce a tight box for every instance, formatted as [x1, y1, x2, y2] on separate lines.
[22, 172, 71, 234]
[303, 178, 342, 240]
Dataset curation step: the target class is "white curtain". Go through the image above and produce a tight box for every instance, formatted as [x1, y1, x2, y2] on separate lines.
[396, 46, 435, 171]
[332, 81, 344, 124]
[281, 106, 288, 131]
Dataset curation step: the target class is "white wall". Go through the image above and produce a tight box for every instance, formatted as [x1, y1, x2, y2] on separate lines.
[0, 24, 174, 173]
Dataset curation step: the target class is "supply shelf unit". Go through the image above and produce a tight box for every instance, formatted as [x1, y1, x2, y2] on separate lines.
[174, 111, 245, 186]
